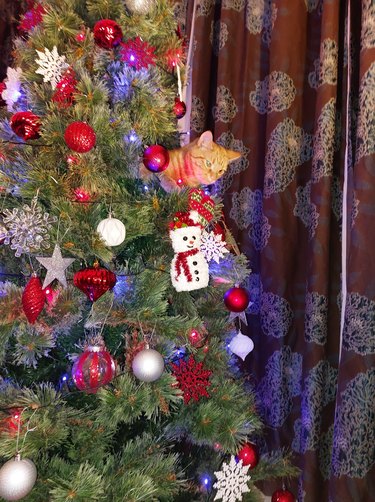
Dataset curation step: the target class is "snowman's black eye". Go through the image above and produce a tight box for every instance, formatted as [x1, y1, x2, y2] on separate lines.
[183, 236, 188, 241]
[192, 236, 196, 240]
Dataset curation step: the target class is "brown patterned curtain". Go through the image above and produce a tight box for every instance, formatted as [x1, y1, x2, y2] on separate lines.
[177, 0, 375, 500]
[0, 0, 24, 80]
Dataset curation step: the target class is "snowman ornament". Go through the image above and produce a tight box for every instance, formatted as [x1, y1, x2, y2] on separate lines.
[169, 212, 209, 292]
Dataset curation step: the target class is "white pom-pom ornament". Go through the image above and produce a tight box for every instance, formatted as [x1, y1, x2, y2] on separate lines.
[132, 347, 164, 382]
[124, 0, 156, 15]
[97, 214, 126, 247]
[229, 331, 254, 361]
[0, 455, 37, 501]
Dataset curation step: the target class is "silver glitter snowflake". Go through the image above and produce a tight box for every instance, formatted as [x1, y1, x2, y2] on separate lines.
[200, 230, 229, 263]
[2, 197, 57, 257]
[213, 455, 251, 502]
[35, 46, 68, 89]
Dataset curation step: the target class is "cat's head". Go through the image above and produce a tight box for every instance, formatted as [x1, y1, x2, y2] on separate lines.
[187, 131, 241, 185]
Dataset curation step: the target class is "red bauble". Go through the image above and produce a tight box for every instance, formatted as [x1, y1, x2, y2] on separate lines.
[72, 345, 116, 393]
[22, 274, 45, 323]
[237, 443, 259, 468]
[73, 262, 116, 302]
[64, 121, 96, 153]
[188, 329, 206, 348]
[224, 286, 250, 312]
[271, 489, 295, 502]
[93, 19, 123, 49]
[143, 145, 169, 173]
[173, 97, 186, 119]
[10, 111, 41, 140]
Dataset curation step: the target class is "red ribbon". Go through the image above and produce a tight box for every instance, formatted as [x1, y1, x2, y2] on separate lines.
[175, 249, 199, 282]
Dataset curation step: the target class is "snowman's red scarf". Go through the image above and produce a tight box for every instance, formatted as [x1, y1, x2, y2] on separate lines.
[175, 249, 199, 282]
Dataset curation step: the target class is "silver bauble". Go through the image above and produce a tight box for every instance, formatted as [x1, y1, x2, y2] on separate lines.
[132, 348, 164, 382]
[0, 456, 37, 501]
[124, 0, 156, 15]
[229, 332, 254, 361]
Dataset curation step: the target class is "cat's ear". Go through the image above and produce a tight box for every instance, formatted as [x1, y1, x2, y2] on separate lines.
[197, 131, 214, 150]
[226, 148, 241, 163]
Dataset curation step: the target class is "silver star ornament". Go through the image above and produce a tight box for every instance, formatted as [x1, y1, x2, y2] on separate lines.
[36, 244, 75, 289]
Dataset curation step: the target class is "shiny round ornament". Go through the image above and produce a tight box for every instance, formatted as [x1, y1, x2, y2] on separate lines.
[237, 443, 259, 468]
[132, 348, 164, 382]
[73, 262, 116, 302]
[0, 455, 37, 501]
[64, 121, 96, 153]
[271, 488, 295, 502]
[72, 345, 116, 393]
[22, 274, 45, 324]
[10, 111, 41, 140]
[124, 0, 156, 15]
[97, 215, 126, 247]
[173, 97, 186, 119]
[143, 145, 169, 173]
[93, 19, 123, 49]
[228, 331, 254, 361]
[224, 286, 250, 312]
[188, 328, 206, 348]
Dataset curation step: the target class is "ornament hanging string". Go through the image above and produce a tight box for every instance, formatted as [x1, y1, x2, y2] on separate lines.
[14, 407, 37, 456]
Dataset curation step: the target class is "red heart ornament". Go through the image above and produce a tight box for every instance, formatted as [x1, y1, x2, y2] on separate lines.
[188, 189, 215, 226]
[73, 262, 116, 302]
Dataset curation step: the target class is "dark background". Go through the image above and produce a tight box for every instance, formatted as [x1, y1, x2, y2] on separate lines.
[0, 0, 25, 80]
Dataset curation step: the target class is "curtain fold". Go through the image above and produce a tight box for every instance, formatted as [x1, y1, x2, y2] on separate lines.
[177, 0, 375, 500]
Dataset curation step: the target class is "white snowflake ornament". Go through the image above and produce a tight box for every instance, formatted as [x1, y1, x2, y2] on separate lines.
[200, 230, 229, 263]
[1, 67, 23, 111]
[213, 455, 251, 502]
[35, 46, 68, 89]
[2, 196, 57, 257]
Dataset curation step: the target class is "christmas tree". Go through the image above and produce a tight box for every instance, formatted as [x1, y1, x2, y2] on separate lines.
[0, 1, 298, 501]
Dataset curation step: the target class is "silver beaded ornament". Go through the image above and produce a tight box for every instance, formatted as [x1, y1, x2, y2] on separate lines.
[124, 0, 156, 15]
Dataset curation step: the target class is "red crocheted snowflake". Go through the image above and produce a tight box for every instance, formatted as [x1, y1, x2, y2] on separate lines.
[172, 356, 212, 404]
[120, 37, 156, 70]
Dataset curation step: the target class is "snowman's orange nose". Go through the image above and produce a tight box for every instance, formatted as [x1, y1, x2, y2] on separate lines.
[189, 240, 194, 245]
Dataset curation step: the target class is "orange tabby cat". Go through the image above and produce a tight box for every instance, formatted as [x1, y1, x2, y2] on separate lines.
[157, 131, 241, 191]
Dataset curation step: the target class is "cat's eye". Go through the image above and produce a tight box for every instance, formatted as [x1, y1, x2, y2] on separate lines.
[183, 236, 188, 241]
[205, 160, 212, 167]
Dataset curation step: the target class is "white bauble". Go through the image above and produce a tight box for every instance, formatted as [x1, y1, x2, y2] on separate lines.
[0, 456, 37, 501]
[132, 348, 164, 382]
[97, 216, 126, 247]
[124, 0, 156, 15]
[229, 332, 254, 361]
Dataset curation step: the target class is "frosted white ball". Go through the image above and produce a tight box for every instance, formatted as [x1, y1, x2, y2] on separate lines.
[229, 332, 254, 361]
[124, 0, 156, 15]
[97, 216, 126, 247]
[132, 348, 164, 382]
[0, 456, 37, 501]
